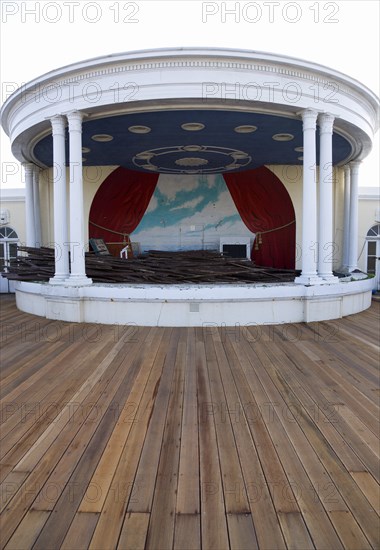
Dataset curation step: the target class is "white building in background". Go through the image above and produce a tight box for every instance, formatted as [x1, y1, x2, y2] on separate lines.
[0, 48, 379, 325]
[0, 188, 26, 293]
[357, 187, 380, 291]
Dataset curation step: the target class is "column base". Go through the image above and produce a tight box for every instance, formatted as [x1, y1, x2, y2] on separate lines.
[49, 276, 70, 285]
[318, 274, 340, 284]
[348, 271, 369, 281]
[65, 276, 93, 287]
[294, 274, 323, 286]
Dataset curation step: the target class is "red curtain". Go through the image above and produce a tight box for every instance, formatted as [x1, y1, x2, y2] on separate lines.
[224, 167, 296, 269]
[89, 167, 158, 256]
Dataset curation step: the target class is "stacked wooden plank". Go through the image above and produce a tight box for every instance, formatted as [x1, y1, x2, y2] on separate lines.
[4, 247, 296, 284]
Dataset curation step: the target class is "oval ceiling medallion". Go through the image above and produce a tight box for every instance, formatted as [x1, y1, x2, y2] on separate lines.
[272, 133, 294, 141]
[135, 152, 155, 160]
[128, 125, 151, 134]
[234, 125, 258, 133]
[175, 157, 209, 167]
[181, 123, 205, 131]
[231, 152, 249, 159]
[183, 145, 204, 152]
[91, 134, 114, 142]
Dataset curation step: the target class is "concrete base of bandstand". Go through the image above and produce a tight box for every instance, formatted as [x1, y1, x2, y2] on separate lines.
[14, 278, 374, 327]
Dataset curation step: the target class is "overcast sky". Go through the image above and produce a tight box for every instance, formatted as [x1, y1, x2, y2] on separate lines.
[1, 0, 379, 188]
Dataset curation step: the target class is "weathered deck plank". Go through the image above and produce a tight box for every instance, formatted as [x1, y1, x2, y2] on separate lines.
[0, 295, 379, 549]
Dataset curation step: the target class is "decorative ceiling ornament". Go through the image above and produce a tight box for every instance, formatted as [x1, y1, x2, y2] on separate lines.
[175, 157, 209, 166]
[133, 144, 252, 173]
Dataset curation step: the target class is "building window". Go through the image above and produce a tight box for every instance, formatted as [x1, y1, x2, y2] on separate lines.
[0, 226, 19, 272]
[366, 224, 380, 291]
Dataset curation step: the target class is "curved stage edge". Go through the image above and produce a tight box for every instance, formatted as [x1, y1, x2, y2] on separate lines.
[14, 279, 373, 327]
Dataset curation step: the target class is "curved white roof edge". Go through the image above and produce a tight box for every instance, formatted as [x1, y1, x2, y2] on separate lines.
[1, 47, 379, 122]
[1, 47, 378, 167]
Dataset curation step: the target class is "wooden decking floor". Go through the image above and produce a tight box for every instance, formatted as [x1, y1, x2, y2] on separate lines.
[0, 295, 379, 549]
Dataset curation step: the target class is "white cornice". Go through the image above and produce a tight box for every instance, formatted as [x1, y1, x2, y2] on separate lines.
[2, 48, 379, 131]
[1, 48, 379, 166]
[359, 187, 380, 200]
[4, 46, 379, 96]
[0, 188, 25, 202]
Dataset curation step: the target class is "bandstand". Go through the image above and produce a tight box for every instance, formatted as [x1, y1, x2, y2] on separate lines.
[1, 48, 378, 326]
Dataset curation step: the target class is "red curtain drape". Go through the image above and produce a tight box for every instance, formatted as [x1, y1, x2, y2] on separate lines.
[223, 167, 296, 269]
[89, 167, 159, 256]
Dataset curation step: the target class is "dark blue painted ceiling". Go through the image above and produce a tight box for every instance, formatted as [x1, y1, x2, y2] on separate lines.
[33, 110, 352, 173]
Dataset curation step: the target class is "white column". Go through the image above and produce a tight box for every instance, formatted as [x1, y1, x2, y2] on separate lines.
[23, 163, 36, 247]
[49, 115, 70, 284]
[347, 161, 361, 272]
[295, 109, 321, 285]
[318, 113, 338, 282]
[342, 165, 351, 270]
[33, 166, 42, 247]
[66, 111, 92, 286]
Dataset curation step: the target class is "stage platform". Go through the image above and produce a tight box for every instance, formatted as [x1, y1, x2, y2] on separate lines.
[14, 278, 373, 327]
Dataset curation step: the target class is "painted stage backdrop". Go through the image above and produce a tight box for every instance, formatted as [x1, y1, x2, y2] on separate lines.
[130, 173, 254, 253]
[90, 166, 295, 267]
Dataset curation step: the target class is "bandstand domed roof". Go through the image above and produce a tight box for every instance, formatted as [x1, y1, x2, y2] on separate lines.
[1, 47, 379, 173]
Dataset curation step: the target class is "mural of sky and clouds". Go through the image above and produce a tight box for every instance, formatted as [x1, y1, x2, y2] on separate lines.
[132, 173, 254, 252]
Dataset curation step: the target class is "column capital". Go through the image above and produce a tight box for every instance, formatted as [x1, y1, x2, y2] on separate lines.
[66, 110, 84, 133]
[66, 109, 83, 120]
[318, 112, 335, 134]
[22, 161, 34, 172]
[300, 108, 319, 130]
[349, 160, 362, 174]
[50, 115, 66, 136]
[343, 164, 351, 175]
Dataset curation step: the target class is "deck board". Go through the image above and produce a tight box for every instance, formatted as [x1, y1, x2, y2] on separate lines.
[0, 295, 379, 549]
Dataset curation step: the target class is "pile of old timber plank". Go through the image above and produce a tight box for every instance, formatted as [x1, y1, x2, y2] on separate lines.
[4, 247, 296, 284]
